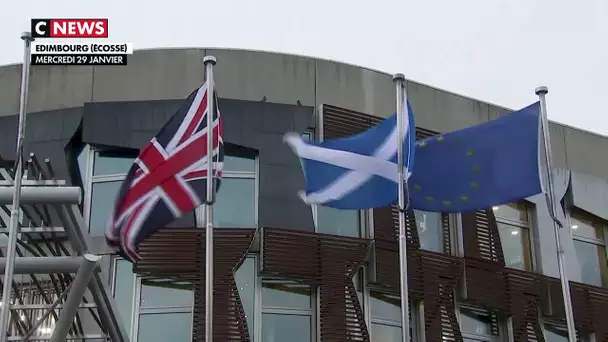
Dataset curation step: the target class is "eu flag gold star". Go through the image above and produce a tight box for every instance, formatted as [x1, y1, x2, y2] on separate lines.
[442, 200, 452, 206]
[460, 195, 469, 201]
[425, 196, 434, 202]
[470, 181, 479, 189]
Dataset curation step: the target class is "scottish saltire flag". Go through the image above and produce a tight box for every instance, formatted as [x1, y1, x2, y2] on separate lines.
[284, 103, 416, 210]
[409, 102, 542, 213]
[105, 82, 224, 261]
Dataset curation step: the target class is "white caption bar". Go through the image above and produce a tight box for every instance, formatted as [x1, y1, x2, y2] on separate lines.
[31, 42, 134, 55]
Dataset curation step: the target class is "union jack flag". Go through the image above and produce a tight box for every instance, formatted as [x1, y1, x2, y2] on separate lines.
[105, 82, 224, 261]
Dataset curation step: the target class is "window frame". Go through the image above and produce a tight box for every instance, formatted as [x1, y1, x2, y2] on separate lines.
[81, 144, 260, 234]
[456, 304, 503, 342]
[111, 257, 195, 341]
[492, 202, 536, 272]
[194, 155, 259, 228]
[367, 286, 421, 342]
[250, 255, 317, 342]
[413, 209, 446, 254]
[569, 208, 608, 288]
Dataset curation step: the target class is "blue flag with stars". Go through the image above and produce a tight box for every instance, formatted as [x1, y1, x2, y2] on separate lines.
[409, 102, 542, 213]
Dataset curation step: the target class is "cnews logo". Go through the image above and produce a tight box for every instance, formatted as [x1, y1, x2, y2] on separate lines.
[31, 19, 109, 38]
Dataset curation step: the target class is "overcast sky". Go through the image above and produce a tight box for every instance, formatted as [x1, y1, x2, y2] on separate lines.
[2, 0, 607, 135]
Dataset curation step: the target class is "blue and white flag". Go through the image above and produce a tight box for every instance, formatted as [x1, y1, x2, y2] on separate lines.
[284, 103, 416, 210]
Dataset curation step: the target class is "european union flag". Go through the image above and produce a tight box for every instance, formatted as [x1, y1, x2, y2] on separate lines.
[409, 102, 542, 213]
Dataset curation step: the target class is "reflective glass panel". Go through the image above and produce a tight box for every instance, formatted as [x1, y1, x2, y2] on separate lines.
[208, 178, 256, 228]
[261, 314, 311, 342]
[137, 312, 192, 342]
[262, 283, 311, 309]
[571, 211, 604, 240]
[90, 180, 122, 236]
[235, 257, 256, 337]
[459, 308, 491, 335]
[114, 260, 134, 334]
[139, 281, 193, 308]
[93, 151, 136, 176]
[492, 202, 528, 222]
[316, 206, 359, 237]
[371, 323, 402, 342]
[497, 222, 532, 271]
[224, 155, 256, 173]
[545, 327, 568, 342]
[370, 292, 401, 322]
[574, 240, 608, 287]
[414, 210, 443, 252]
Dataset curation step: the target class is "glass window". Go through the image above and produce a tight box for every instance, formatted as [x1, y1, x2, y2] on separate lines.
[493, 202, 533, 271]
[262, 314, 311, 342]
[262, 283, 311, 309]
[370, 292, 402, 322]
[137, 312, 192, 342]
[235, 257, 256, 338]
[492, 202, 528, 222]
[93, 151, 136, 176]
[573, 240, 608, 287]
[261, 281, 313, 342]
[113, 259, 194, 341]
[211, 178, 256, 228]
[544, 325, 588, 342]
[571, 210, 608, 288]
[316, 206, 360, 237]
[139, 281, 193, 308]
[414, 210, 443, 252]
[460, 309, 491, 335]
[89, 180, 122, 237]
[113, 259, 135, 333]
[224, 155, 256, 172]
[196, 155, 258, 229]
[371, 323, 402, 342]
[497, 223, 532, 270]
[459, 306, 499, 341]
[370, 291, 415, 341]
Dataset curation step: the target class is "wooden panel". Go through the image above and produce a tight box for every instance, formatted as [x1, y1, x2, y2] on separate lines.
[261, 228, 371, 341]
[136, 228, 255, 342]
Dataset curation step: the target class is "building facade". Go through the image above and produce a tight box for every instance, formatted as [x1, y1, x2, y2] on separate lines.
[1, 48, 608, 341]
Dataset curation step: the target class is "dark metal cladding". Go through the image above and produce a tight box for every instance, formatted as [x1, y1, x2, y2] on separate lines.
[135, 228, 256, 342]
[261, 227, 371, 341]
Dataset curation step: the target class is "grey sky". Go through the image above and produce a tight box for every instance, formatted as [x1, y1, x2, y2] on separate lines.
[2, 0, 607, 135]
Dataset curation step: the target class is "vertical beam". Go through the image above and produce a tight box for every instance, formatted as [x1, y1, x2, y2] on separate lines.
[49, 254, 101, 342]
[0, 31, 33, 342]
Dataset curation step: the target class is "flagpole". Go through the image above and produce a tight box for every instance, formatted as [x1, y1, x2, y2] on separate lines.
[536, 86, 577, 342]
[203, 55, 217, 342]
[0, 32, 33, 342]
[393, 73, 411, 342]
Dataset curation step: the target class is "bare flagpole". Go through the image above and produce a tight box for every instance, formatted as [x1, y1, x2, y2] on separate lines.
[0, 32, 34, 342]
[536, 86, 577, 342]
[393, 73, 411, 342]
[203, 55, 217, 342]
